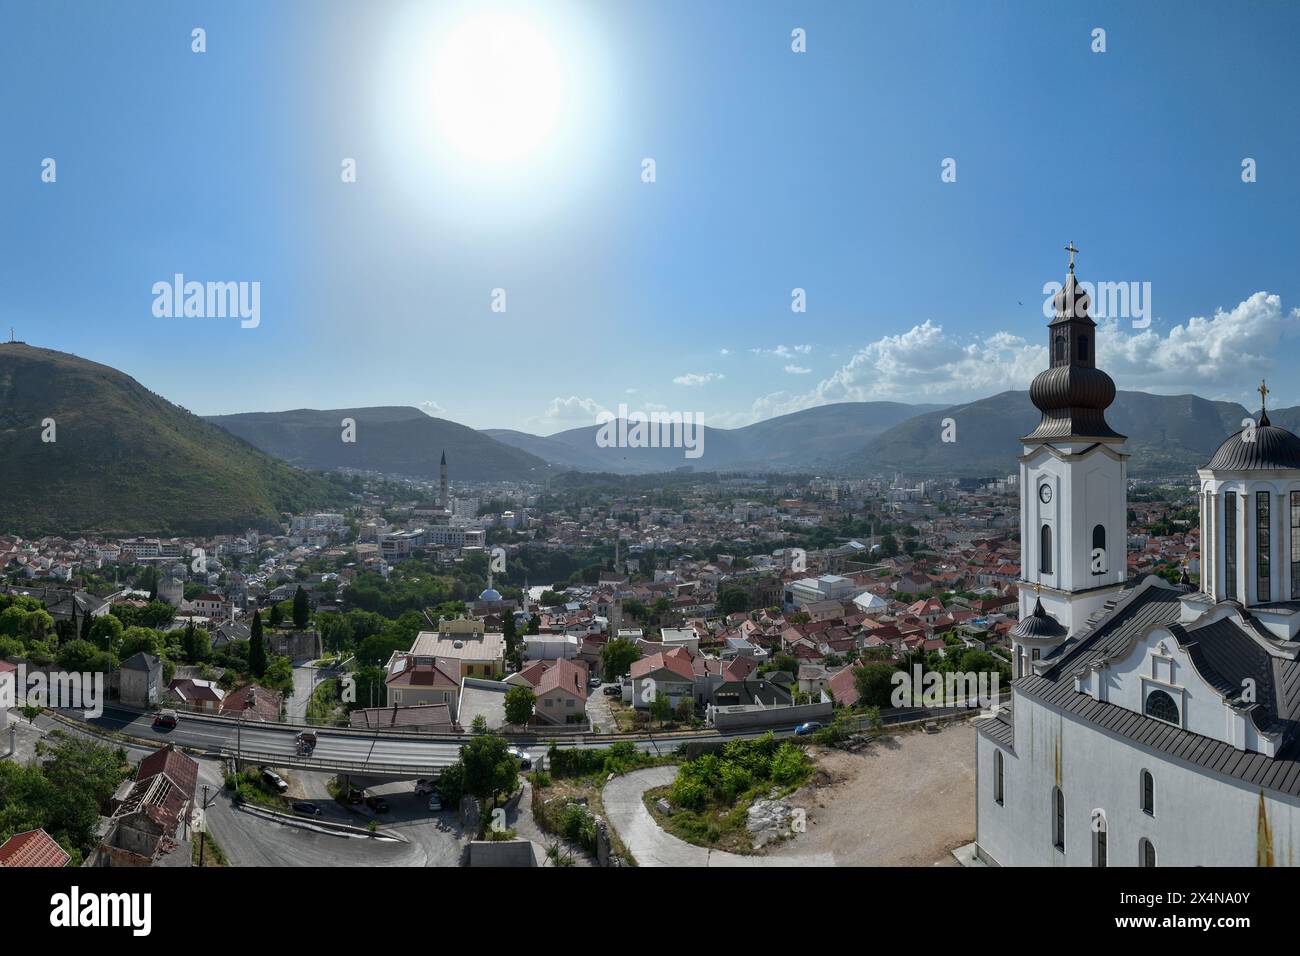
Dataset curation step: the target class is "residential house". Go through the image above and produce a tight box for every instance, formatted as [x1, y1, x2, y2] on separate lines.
[532, 658, 589, 725]
[385, 655, 461, 711]
[0, 828, 70, 868]
[118, 652, 162, 708]
[95, 743, 197, 867]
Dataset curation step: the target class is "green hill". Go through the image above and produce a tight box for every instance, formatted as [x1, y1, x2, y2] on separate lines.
[839, 390, 1253, 478]
[0, 343, 348, 535]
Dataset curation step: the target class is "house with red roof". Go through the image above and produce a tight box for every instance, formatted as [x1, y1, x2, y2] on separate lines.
[629, 646, 695, 710]
[533, 658, 589, 725]
[0, 828, 70, 868]
[94, 743, 198, 867]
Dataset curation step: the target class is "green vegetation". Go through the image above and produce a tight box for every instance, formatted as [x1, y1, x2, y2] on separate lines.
[652, 733, 813, 852]
[0, 343, 348, 535]
[0, 731, 132, 866]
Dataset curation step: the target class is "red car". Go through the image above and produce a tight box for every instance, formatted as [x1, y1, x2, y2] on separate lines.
[154, 710, 179, 729]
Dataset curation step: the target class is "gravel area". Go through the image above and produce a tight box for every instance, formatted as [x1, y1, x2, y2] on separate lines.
[767, 720, 977, 866]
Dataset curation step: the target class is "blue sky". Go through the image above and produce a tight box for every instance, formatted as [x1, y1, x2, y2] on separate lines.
[2, 0, 1298, 432]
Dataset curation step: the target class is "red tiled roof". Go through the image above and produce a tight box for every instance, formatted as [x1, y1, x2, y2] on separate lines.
[535, 659, 588, 701]
[0, 829, 69, 868]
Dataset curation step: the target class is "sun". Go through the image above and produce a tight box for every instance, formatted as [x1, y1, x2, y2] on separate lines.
[429, 14, 564, 165]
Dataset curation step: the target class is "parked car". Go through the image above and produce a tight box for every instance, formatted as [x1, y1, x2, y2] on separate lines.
[427, 794, 443, 812]
[794, 721, 825, 736]
[588, 674, 602, 689]
[295, 731, 317, 755]
[153, 710, 178, 729]
[414, 779, 435, 795]
[260, 768, 288, 793]
[293, 801, 322, 816]
[365, 795, 390, 813]
[506, 746, 532, 770]
[603, 684, 622, 696]
[344, 788, 364, 805]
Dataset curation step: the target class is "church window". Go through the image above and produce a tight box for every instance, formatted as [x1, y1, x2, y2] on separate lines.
[1040, 524, 1052, 574]
[1225, 492, 1238, 600]
[1257, 491, 1271, 602]
[1140, 838, 1156, 868]
[1078, 335, 1088, 362]
[1093, 817, 1107, 867]
[1140, 769, 1154, 816]
[1291, 491, 1300, 599]
[1052, 787, 1065, 852]
[993, 750, 1004, 805]
[1092, 524, 1106, 575]
[1145, 689, 1179, 725]
[1054, 335, 1066, 363]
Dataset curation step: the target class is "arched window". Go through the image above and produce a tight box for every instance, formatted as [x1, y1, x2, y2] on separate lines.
[1078, 335, 1089, 362]
[1145, 689, 1179, 725]
[1092, 524, 1106, 575]
[1140, 770, 1154, 816]
[1040, 524, 1053, 574]
[1054, 335, 1066, 363]
[993, 750, 1004, 805]
[1052, 787, 1065, 852]
[1139, 838, 1156, 868]
[1093, 816, 1107, 867]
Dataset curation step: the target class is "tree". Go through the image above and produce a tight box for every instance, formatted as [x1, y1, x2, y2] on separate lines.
[717, 587, 749, 616]
[56, 640, 111, 675]
[502, 612, 519, 668]
[853, 662, 899, 709]
[269, 603, 284, 629]
[460, 731, 518, 811]
[181, 623, 211, 664]
[292, 586, 310, 630]
[504, 685, 535, 726]
[601, 637, 639, 680]
[249, 610, 267, 677]
[649, 691, 673, 727]
[87, 615, 123, 656]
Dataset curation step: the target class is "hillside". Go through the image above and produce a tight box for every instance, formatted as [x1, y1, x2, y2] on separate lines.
[489, 401, 944, 474]
[840, 390, 1253, 478]
[0, 344, 347, 535]
[206, 407, 552, 482]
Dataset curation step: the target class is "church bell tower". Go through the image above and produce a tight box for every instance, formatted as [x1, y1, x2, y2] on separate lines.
[1013, 244, 1128, 675]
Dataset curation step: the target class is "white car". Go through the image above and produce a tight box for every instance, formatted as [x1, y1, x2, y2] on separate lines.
[414, 779, 435, 795]
[428, 794, 443, 812]
[506, 747, 532, 769]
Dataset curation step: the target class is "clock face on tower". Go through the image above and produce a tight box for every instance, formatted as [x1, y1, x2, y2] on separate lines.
[1038, 484, 1053, 504]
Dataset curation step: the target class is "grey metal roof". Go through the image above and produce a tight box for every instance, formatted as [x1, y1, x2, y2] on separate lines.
[1204, 421, 1300, 471]
[995, 576, 1300, 799]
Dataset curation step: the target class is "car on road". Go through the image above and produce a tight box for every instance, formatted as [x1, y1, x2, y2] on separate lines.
[295, 731, 317, 755]
[365, 795, 391, 813]
[292, 801, 322, 816]
[414, 779, 435, 795]
[506, 746, 532, 769]
[588, 674, 602, 689]
[153, 710, 178, 729]
[603, 684, 622, 696]
[260, 768, 289, 793]
[794, 721, 825, 736]
[427, 794, 443, 812]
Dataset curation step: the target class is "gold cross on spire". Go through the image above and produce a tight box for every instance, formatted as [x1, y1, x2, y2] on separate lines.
[1260, 378, 1270, 411]
[1064, 240, 1079, 271]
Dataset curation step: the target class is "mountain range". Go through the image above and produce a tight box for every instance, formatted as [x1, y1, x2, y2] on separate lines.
[0, 344, 347, 536]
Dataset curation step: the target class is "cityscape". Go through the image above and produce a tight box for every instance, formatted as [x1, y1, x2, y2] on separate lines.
[0, 0, 1293, 932]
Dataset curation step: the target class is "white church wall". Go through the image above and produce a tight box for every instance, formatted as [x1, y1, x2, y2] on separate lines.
[977, 694, 1300, 866]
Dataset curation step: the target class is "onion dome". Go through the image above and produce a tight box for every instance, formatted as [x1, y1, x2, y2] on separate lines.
[1023, 245, 1125, 443]
[1011, 596, 1067, 641]
[1204, 381, 1300, 470]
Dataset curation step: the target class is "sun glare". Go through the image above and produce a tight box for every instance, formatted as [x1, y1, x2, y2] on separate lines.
[429, 14, 564, 164]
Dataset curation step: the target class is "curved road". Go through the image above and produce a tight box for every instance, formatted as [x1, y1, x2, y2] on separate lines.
[602, 766, 835, 867]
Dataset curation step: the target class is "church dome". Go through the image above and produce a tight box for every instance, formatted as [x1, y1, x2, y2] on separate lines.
[478, 587, 502, 602]
[1023, 253, 1125, 443]
[1205, 414, 1300, 471]
[1011, 597, 1068, 641]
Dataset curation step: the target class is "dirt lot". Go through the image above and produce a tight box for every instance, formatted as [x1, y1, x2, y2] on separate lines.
[767, 719, 977, 866]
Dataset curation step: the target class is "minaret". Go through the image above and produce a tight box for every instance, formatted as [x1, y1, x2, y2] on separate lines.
[1014, 243, 1128, 671]
[439, 450, 449, 513]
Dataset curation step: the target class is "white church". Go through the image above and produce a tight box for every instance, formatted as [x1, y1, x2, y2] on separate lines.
[975, 247, 1300, 867]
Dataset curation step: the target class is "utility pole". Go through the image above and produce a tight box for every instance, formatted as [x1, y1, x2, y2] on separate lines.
[198, 784, 210, 867]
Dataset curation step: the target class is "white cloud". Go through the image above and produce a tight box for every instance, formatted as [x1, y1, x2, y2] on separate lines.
[719, 348, 731, 356]
[673, 372, 725, 386]
[783, 364, 812, 375]
[417, 400, 447, 417]
[739, 293, 1297, 422]
[529, 395, 611, 431]
[752, 344, 813, 359]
